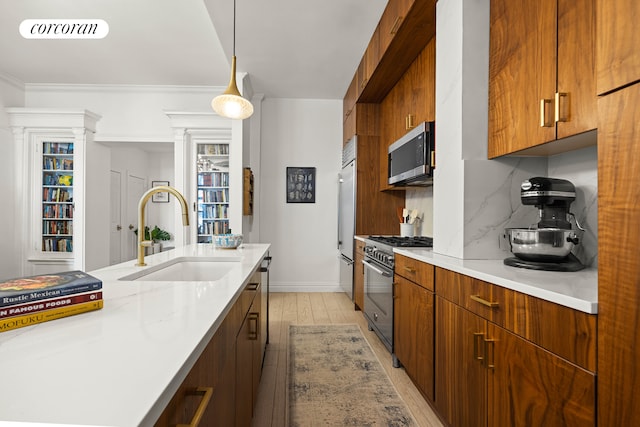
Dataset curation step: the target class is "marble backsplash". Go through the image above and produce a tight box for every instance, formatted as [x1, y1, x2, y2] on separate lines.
[410, 145, 598, 266]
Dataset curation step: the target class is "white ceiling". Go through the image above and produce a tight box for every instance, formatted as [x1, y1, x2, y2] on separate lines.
[0, 0, 387, 99]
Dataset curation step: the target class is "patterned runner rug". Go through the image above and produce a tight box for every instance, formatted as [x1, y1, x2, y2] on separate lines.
[288, 324, 417, 426]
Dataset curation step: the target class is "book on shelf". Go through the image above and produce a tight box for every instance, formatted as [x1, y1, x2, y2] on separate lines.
[0, 271, 102, 308]
[0, 299, 103, 333]
[0, 290, 102, 320]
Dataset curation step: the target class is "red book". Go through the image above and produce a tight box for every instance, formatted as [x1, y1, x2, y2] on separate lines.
[0, 291, 102, 319]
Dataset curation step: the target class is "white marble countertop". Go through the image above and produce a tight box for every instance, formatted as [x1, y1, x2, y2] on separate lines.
[0, 243, 270, 427]
[395, 248, 597, 314]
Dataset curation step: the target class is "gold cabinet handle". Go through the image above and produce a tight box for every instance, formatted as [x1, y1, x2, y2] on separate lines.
[247, 283, 259, 291]
[390, 16, 403, 34]
[177, 386, 214, 427]
[403, 266, 416, 273]
[473, 332, 485, 361]
[405, 114, 415, 130]
[540, 99, 553, 127]
[484, 339, 496, 369]
[470, 294, 499, 308]
[555, 92, 569, 122]
[248, 313, 259, 340]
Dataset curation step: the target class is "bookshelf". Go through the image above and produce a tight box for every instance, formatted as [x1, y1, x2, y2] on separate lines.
[7, 108, 104, 275]
[196, 143, 230, 243]
[42, 141, 75, 253]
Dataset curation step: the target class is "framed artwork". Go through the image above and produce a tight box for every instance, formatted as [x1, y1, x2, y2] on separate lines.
[151, 181, 170, 203]
[286, 167, 316, 203]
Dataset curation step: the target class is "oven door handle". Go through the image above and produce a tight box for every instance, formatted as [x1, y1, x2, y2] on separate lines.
[362, 259, 392, 277]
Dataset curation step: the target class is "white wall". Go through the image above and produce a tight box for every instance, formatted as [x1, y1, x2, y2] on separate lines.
[260, 98, 342, 292]
[0, 74, 25, 280]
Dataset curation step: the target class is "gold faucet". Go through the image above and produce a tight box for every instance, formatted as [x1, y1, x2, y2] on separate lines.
[136, 185, 189, 266]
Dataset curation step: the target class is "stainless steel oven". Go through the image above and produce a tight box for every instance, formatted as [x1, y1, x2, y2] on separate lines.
[362, 247, 394, 353]
[363, 236, 433, 368]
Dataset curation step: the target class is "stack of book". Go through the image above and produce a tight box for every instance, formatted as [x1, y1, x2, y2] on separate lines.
[0, 270, 103, 332]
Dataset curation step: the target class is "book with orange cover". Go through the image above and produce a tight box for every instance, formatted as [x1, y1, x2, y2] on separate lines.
[0, 271, 102, 308]
[0, 299, 103, 333]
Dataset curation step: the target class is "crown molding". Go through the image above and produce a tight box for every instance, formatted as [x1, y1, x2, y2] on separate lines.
[23, 83, 227, 94]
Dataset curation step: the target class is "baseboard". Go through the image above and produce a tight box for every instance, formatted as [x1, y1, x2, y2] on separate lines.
[269, 281, 342, 293]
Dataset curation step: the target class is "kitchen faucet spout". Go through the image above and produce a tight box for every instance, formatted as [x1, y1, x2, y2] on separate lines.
[136, 185, 189, 266]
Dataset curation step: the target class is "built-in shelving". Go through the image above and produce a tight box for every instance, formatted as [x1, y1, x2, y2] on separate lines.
[196, 143, 230, 242]
[41, 141, 75, 253]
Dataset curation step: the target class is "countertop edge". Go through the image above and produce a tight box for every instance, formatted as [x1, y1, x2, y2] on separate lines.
[395, 248, 598, 314]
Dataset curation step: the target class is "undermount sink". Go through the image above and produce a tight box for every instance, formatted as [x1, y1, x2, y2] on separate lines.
[119, 257, 241, 282]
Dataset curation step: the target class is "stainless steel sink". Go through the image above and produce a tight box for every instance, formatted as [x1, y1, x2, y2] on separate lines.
[119, 257, 241, 282]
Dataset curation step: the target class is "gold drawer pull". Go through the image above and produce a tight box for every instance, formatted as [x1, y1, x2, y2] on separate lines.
[247, 283, 259, 291]
[390, 16, 403, 34]
[248, 313, 259, 340]
[540, 98, 553, 127]
[177, 386, 214, 427]
[484, 339, 496, 369]
[470, 294, 499, 308]
[473, 332, 485, 361]
[404, 266, 416, 273]
[555, 92, 569, 122]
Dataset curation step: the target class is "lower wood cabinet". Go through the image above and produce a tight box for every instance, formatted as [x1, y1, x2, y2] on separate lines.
[393, 254, 435, 401]
[236, 283, 263, 427]
[435, 267, 596, 427]
[154, 267, 264, 427]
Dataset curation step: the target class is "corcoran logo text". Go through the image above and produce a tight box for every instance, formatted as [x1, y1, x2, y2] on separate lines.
[20, 19, 109, 39]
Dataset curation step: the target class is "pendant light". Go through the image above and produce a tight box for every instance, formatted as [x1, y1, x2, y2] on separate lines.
[211, 0, 254, 120]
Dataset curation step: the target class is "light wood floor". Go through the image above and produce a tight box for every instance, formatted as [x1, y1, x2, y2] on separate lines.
[251, 292, 444, 427]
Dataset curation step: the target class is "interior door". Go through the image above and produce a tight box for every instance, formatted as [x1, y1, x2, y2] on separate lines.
[109, 170, 122, 265]
[124, 173, 146, 261]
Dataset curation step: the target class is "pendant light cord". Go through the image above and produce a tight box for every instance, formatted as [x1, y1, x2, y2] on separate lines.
[233, 0, 236, 57]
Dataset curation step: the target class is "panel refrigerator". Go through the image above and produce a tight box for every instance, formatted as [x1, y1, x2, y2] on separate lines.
[338, 137, 356, 300]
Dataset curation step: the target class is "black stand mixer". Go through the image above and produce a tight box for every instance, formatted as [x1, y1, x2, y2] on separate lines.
[504, 177, 585, 272]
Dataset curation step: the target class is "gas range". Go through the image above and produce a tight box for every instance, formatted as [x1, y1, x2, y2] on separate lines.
[364, 235, 433, 269]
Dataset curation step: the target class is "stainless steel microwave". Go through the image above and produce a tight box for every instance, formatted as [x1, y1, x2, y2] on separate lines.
[388, 121, 435, 186]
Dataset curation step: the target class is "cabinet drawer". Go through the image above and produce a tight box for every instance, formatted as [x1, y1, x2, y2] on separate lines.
[239, 271, 260, 318]
[435, 267, 514, 329]
[513, 293, 596, 372]
[395, 254, 434, 291]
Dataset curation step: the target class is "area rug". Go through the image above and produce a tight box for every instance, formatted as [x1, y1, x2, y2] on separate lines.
[288, 324, 417, 426]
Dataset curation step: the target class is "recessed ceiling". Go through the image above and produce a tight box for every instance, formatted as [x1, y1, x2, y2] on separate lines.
[0, 0, 387, 99]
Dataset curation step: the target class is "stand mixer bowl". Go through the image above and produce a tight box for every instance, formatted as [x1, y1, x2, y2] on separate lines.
[505, 228, 583, 262]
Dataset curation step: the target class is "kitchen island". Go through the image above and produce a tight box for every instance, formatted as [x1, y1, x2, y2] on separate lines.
[0, 243, 270, 426]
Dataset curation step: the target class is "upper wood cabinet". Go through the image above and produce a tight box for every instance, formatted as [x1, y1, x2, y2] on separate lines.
[488, 0, 596, 158]
[379, 39, 436, 190]
[596, 0, 640, 95]
[358, 0, 436, 103]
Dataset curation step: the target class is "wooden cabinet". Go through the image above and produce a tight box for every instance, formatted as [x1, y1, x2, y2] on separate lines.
[435, 267, 596, 426]
[379, 39, 436, 190]
[236, 274, 263, 427]
[597, 82, 640, 426]
[353, 239, 365, 310]
[155, 302, 238, 427]
[155, 267, 264, 427]
[436, 298, 487, 427]
[243, 167, 254, 216]
[596, 0, 640, 95]
[393, 255, 435, 401]
[487, 324, 595, 427]
[488, 0, 596, 158]
[353, 133, 406, 236]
